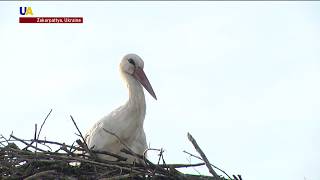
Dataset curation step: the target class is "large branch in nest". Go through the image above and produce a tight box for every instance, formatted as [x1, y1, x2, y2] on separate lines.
[187, 132, 219, 179]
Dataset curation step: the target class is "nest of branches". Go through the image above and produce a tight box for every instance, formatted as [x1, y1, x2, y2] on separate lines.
[0, 110, 242, 180]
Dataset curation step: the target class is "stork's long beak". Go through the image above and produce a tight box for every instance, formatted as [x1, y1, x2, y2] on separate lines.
[133, 67, 157, 100]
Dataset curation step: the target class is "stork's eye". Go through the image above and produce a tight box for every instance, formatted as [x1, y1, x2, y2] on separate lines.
[128, 58, 135, 66]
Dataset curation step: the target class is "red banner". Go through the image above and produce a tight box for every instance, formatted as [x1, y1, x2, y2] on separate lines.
[19, 17, 83, 23]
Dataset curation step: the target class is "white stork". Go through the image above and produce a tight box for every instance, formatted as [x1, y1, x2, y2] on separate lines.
[84, 54, 157, 163]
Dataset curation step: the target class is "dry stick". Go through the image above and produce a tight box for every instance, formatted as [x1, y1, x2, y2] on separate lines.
[72, 139, 127, 161]
[149, 148, 172, 176]
[36, 109, 53, 152]
[34, 124, 37, 141]
[34, 124, 38, 154]
[136, 149, 174, 177]
[23, 109, 52, 152]
[0, 134, 10, 146]
[102, 128, 137, 156]
[70, 141, 76, 152]
[102, 134, 173, 178]
[37, 109, 53, 140]
[141, 148, 197, 176]
[9, 131, 14, 141]
[24, 170, 57, 180]
[92, 149, 127, 161]
[143, 148, 162, 176]
[0, 140, 6, 147]
[102, 128, 148, 164]
[5, 139, 66, 152]
[159, 163, 205, 169]
[183, 150, 232, 180]
[143, 148, 151, 165]
[157, 148, 164, 165]
[10, 135, 46, 152]
[60, 143, 74, 156]
[233, 175, 242, 180]
[102, 136, 172, 177]
[98, 169, 121, 178]
[142, 148, 161, 164]
[184, 147, 202, 176]
[161, 149, 167, 166]
[233, 175, 240, 180]
[187, 133, 219, 179]
[99, 173, 139, 180]
[70, 115, 93, 157]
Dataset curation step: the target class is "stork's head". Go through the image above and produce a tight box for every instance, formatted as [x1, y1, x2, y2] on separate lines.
[120, 54, 157, 100]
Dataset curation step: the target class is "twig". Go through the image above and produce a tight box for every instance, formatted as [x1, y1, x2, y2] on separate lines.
[75, 138, 127, 161]
[10, 135, 46, 152]
[0, 134, 10, 146]
[37, 109, 53, 140]
[92, 149, 127, 161]
[102, 128, 136, 155]
[187, 133, 219, 178]
[34, 124, 38, 154]
[185, 154, 201, 175]
[183, 150, 202, 160]
[159, 163, 205, 168]
[70, 141, 77, 152]
[161, 149, 167, 165]
[183, 150, 232, 180]
[23, 109, 52, 152]
[34, 124, 37, 141]
[233, 175, 242, 180]
[24, 170, 57, 180]
[60, 143, 73, 156]
[99, 173, 139, 180]
[120, 148, 173, 177]
[102, 128, 145, 163]
[70, 115, 93, 157]
[36, 109, 52, 153]
[157, 148, 164, 165]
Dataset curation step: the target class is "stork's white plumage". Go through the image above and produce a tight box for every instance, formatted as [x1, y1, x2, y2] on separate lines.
[84, 54, 157, 163]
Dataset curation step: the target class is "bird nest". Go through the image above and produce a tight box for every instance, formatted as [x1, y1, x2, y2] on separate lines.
[0, 111, 242, 180]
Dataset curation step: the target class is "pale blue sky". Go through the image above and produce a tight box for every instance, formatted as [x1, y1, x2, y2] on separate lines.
[0, 2, 319, 180]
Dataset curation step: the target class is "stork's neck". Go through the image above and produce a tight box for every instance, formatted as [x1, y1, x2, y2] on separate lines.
[123, 73, 146, 120]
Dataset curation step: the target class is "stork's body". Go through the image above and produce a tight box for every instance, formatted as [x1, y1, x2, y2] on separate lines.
[84, 54, 157, 163]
